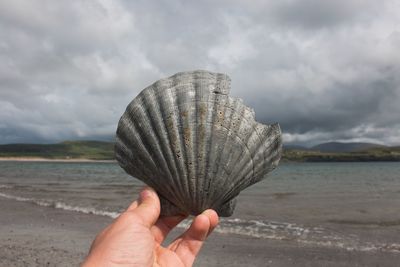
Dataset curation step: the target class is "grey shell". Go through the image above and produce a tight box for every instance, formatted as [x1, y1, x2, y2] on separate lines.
[115, 70, 282, 217]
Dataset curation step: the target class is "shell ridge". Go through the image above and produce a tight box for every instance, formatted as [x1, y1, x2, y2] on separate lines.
[226, 133, 273, 194]
[198, 73, 224, 210]
[157, 87, 190, 206]
[261, 126, 282, 170]
[201, 77, 231, 211]
[252, 124, 273, 181]
[211, 99, 257, 206]
[211, 101, 270, 205]
[157, 88, 193, 208]
[114, 136, 135, 170]
[250, 124, 282, 184]
[115, 119, 160, 187]
[227, 125, 282, 194]
[153, 81, 193, 213]
[218, 97, 264, 179]
[128, 95, 178, 200]
[173, 82, 192, 213]
[228, 117, 276, 188]
[195, 74, 224, 211]
[247, 124, 275, 185]
[194, 100, 209, 211]
[256, 127, 282, 180]
[201, 101, 220, 209]
[210, 135, 255, 206]
[197, 76, 216, 210]
[117, 113, 158, 173]
[193, 84, 201, 210]
[181, 88, 197, 212]
[199, 98, 216, 211]
[203, 95, 226, 210]
[208, 97, 241, 208]
[227, 101, 257, 179]
[114, 137, 149, 182]
[151, 86, 188, 207]
[215, 102, 258, 193]
[181, 78, 199, 212]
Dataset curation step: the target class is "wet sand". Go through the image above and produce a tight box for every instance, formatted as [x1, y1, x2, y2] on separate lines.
[1, 198, 399, 267]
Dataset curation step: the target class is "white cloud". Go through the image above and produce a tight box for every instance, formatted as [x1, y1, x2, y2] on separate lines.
[0, 0, 399, 145]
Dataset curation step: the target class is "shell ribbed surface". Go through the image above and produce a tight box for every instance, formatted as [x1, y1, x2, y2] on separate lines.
[115, 70, 282, 217]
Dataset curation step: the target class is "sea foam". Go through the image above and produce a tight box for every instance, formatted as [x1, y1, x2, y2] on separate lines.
[0, 192, 119, 218]
[1, 191, 399, 254]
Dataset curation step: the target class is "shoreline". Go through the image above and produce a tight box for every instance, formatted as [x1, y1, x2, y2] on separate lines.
[1, 197, 399, 266]
[1, 157, 399, 164]
[0, 157, 116, 163]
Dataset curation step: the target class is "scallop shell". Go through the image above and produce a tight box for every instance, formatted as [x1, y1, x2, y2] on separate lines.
[115, 70, 282, 217]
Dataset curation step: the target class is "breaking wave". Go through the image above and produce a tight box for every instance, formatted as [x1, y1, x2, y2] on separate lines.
[1, 191, 399, 254]
[0, 192, 119, 218]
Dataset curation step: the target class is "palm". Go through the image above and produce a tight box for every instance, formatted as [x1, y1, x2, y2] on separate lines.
[83, 188, 218, 267]
[152, 214, 216, 267]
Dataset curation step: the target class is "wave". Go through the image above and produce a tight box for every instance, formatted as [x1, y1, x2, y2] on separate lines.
[0, 192, 119, 218]
[0, 183, 135, 195]
[328, 219, 400, 227]
[0, 184, 14, 189]
[0, 191, 399, 254]
[206, 218, 400, 253]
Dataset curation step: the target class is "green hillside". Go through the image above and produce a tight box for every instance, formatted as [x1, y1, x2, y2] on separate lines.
[1, 141, 399, 162]
[282, 146, 400, 162]
[0, 141, 115, 160]
[310, 141, 386, 153]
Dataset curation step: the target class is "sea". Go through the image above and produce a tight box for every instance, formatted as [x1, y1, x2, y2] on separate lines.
[0, 161, 399, 253]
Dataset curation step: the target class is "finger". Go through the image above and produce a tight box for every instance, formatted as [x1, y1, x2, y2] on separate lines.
[126, 187, 149, 212]
[202, 209, 219, 236]
[151, 215, 187, 244]
[130, 187, 160, 228]
[170, 212, 211, 266]
[126, 200, 139, 212]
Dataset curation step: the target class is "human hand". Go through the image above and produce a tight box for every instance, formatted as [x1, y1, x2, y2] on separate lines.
[82, 187, 219, 267]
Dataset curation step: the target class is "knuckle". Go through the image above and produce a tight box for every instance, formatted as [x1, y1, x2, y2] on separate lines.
[120, 210, 140, 223]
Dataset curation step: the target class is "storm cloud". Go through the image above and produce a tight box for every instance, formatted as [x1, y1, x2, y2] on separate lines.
[0, 0, 399, 146]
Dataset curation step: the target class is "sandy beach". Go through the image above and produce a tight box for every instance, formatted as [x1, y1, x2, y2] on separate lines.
[1, 197, 399, 267]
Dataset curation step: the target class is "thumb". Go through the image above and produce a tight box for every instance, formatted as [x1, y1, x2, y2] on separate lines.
[131, 187, 160, 228]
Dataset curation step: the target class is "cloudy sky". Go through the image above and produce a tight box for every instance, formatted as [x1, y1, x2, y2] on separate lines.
[1, 0, 399, 146]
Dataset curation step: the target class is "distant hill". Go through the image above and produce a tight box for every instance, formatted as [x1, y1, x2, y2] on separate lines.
[310, 142, 386, 153]
[283, 144, 308, 151]
[0, 141, 114, 160]
[1, 140, 399, 162]
[283, 143, 400, 162]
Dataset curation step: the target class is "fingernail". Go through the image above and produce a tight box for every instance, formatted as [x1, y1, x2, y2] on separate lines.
[202, 209, 217, 218]
[139, 187, 154, 202]
[201, 209, 212, 217]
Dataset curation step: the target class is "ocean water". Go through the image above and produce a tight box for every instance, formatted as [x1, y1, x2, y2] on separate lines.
[1, 161, 399, 253]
